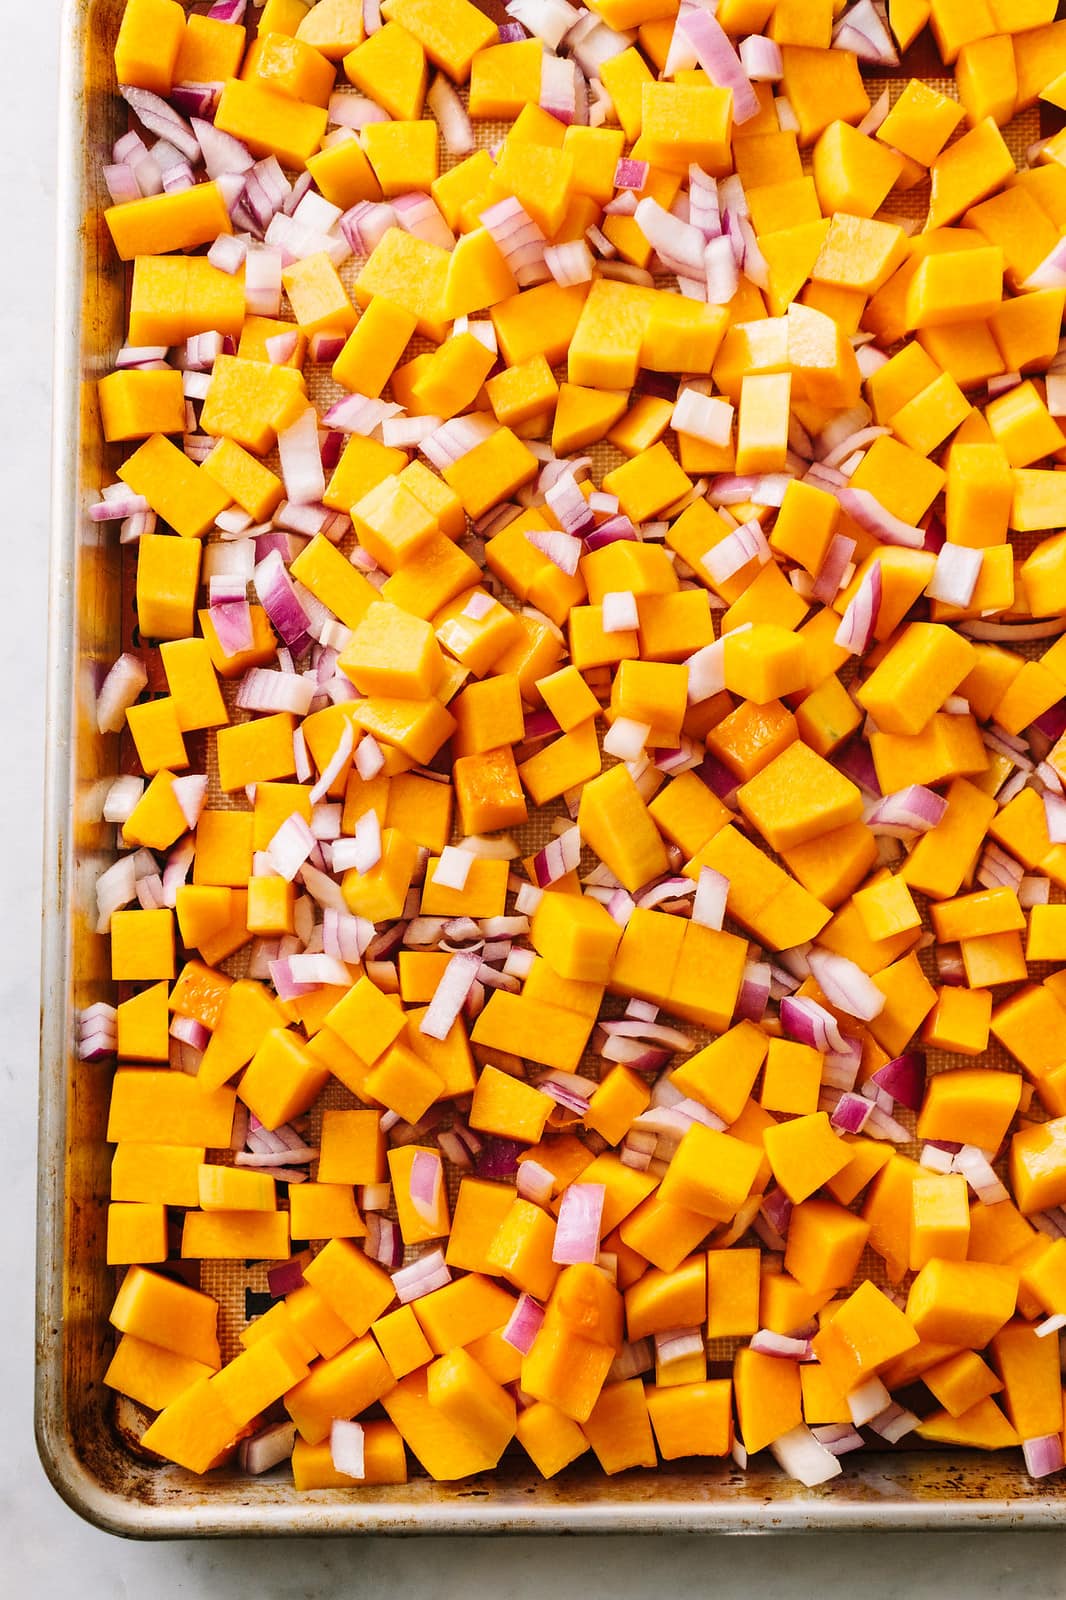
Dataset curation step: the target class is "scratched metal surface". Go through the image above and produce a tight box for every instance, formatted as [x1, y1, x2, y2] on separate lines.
[36, 0, 1066, 1535]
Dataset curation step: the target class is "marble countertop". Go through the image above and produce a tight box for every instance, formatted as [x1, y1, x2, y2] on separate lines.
[3, 4, 1063, 1589]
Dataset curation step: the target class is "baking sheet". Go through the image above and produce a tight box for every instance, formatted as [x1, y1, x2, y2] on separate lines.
[36, 0, 1066, 1533]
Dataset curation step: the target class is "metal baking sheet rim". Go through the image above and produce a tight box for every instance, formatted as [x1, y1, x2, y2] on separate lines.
[34, 0, 1066, 1535]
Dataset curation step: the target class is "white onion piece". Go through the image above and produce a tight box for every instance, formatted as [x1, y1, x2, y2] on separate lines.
[104, 775, 144, 825]
[672, 388, 734, 445]
[97, 653, 148, 734]
[634, 196, 708, 277]
[431, 846, 475, 893]
[506, 0, 579, 49]
[601, 591, 639, 633]
[770, 1425, 843, 1488]
[692, 866, 728, 930]
[603, 717, 650, 760]
[927, 542, 983, 608]
[277, 406, 325, 507]
[544, 239, 595, 286]
[330, 1420, 365, 1480]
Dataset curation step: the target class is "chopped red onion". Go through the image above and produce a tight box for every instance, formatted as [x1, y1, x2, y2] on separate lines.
[634, 196, 708, 277]
[330, 1419, 366, 1480]
[600, 1017, 695, 1053]
[770, 1424, 843, 1487]
[526, 527, 584, 575]
[927, 541, 983, 608]
[530, 824, 582, 888]
[677, 7, 760, 123]
[834, 559, 883, 655]
[516, 1158, 555, 1205]
[1044, 790, 1066, 844]
[537, 1069, 593, 1115]
[120, 85, 200, 162]
[867, 1051, 925, 1113]
[365, 1213, 403, 1270]
[960, 614, 1062, 640]
[190, 117, 252, 184]
[672, 388, 734, 446]
[238, 1420, 297, 1477]
[482, 195, 549, 287]
[686, 635, 728, 704]
[704, 519, 770, 585]
[552, 1182, 606, 1264]
[502, 1292, 546, 1355]
[421, 412, 497, 470]
[808, 949, 885, 1022]
[544, 238, 595, 287]
[692, 866, 729, 930]
[236, 666, 315, 716]
[425, 72, 475, 155]
[392, 1248, 451, 1304]
[97, 652, 147, 734]
[831, 1092, 873, 1134]
[1023, 1434, 1065, 1479]
[847, 1374, 892, 1427]
[705, 233, 739, 303]
[506, 0, 578, 48]
[601, 590, 640, 634]
[869, 1404, 920, 1444]
[750, 1329, 812, 1361]
[321, 391, 401, 436]
[739, 33, 783, 80]
[419, 950, 482, 1041]
[836, 486, 924, 549]
[863, 1104, 913, 1144]
[90, 486, 152, 520]
[953, 1144, 1010, 1203]
[409, 1148, 444, 1227]
[780, 995, 847, 1054]
[810, 534, 857, 605]
[866, 784, 947, 837]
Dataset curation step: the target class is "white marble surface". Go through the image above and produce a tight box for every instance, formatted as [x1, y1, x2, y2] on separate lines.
[3, 4, 1065, 1590]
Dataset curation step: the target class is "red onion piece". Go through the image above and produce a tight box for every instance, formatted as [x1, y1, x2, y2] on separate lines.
[552, 1182, 606, 1264]
[120, 86, 200, 162]
[677, 6, 760, 123]
[97, 652, 147, 733]
[750, 1329, 812, 1360]
[692, 866, 729, 930]
[1023, 1434, 1065, 1480]
[808, 949, 885, 1022]
[834, 0, 900, 65]
[927, 541, 983, 608]
[830, 1091, 873, 1134]
[835, 559, 883, 655]
[866, 784, 948, 837]
[427, 74, 475, 155]
[364, 1213, 403, 1270]
[475, 1137, 525, 1179]
[238, 1420, 297, 1476]
[502, 1292, 546, 1355]
[635, 196, 708, 277]
[780, 995, 847, 1055]
[506, 0, 578, 49]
